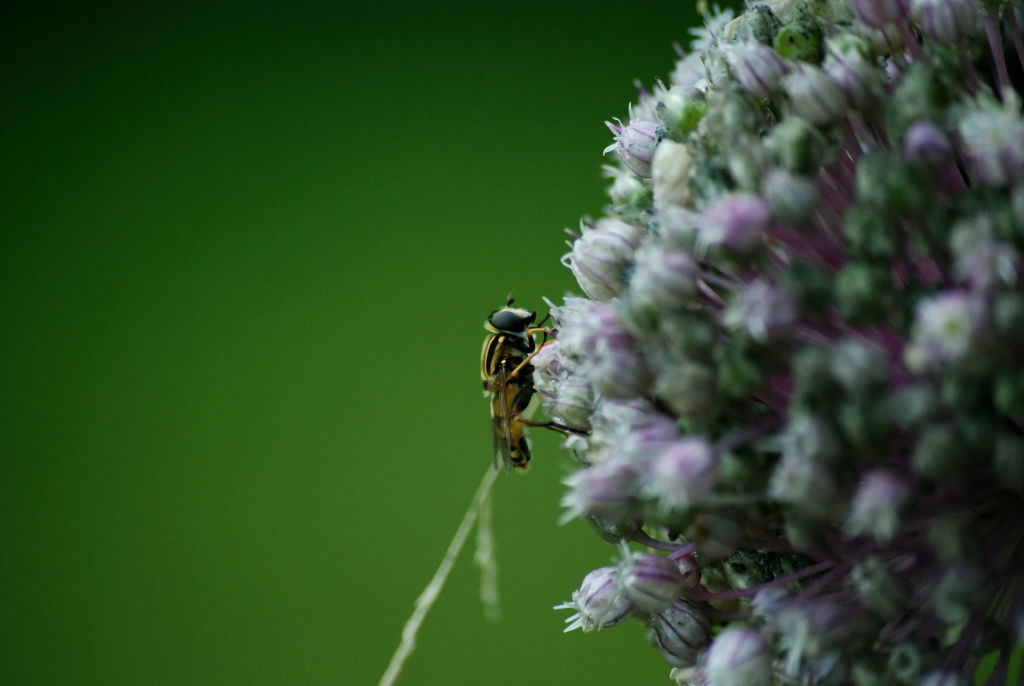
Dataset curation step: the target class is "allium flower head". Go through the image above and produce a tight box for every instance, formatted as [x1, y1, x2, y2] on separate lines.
[540, 1, 1024, 682]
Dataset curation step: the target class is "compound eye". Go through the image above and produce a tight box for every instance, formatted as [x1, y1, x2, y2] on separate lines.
[489, 309, 528, 333]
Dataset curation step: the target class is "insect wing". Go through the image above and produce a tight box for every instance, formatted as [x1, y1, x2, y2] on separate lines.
[489, 361, 515, 472]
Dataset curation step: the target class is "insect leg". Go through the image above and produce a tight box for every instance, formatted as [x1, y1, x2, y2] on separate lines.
[508, 381, 590, 437]
[505, 339, 556, 382]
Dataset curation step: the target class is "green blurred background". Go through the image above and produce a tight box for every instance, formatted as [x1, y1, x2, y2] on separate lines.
[1, 2, 709, 683]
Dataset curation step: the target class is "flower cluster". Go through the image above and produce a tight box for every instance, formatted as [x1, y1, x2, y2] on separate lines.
[545, 0, 1024, 683]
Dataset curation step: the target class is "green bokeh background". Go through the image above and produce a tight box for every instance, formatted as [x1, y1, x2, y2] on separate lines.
[1, 2, 707, 683]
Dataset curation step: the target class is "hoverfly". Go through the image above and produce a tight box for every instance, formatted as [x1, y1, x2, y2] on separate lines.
[481, 299, 584, 472]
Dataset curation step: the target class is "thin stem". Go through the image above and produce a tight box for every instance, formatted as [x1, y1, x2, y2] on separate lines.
[984, 13, 1011, 101]
[379, 466, 501, 686]
[1006, 7, 1024, 74]
[633, 529, 686, 552]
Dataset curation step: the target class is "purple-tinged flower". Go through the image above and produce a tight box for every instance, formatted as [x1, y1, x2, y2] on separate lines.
[617, 548, 686, 613]
[652, 140, 695, 209]
[958, 102, 1024, 187]
[844, 470, 911, 542]
[605, 117, 661, 178]
[554, 566, 635, 632]
[541, 379, 594, 431]
[601, 404, 681, 464]
[911, 0, 978, 43]
[953, 240, 1018, 292]
[560, 459, 639, 524]
[724, 279, 797, 342]
[850, 0, 910, 28]
[699, 193, 771, 253]
[720, 40, 789, 99]
[903, 120, 954, 167]
[904, 291, 988, 372]
[751, 586, 793, 619]
[703, 628, 772, 686]
[640, 438, 718, 514]
[562, 218, 645, 302]
[782, 65, 849, 126]
[628, 244, 700, 313]
[648, 600, 712, 668]
[762, 169, 820, 224]
[578, 303, 652, 398]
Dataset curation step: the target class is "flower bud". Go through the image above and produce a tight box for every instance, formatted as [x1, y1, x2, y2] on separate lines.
[617, 549, 686, 613]
[652, 139, 695, 208]
[699, 193, 771, 253]
[902, 120, 953, 167]
[562, 218, 645, 302]
[555, 566, 635, 632]
[653, 361, 719, 419]
[850, 0, 910, 28]
[824, 42, 883, 109]
[782, 65, 849, 126]
[674, 553, 701, 591]
[762, 169, 820, 224]
[844, 470, 910, 542]
[958, 102, 1024, 187]
[648, 600, 711, 668]
[541, 380, 594, 431]
[640, 438, 717, 514]
[769, 452, 839, 519]
[911, 0, 978, 43]
[582, 303, 652, 398]
[560, 460, 638, 523]
[765, 117, 828, 174]
[830, 338, 888, 394]
[850, 555, 910, 618]
[720, 40, 789, 98]
[603, 164, 651, 206]
[605, 118, 661, 178]
[704, 628, 772, 686]
[724, 279, 797, 342]
[657, 87, 709, 137]
[904, 291, 988, 372]
[628, 244, 700, 312]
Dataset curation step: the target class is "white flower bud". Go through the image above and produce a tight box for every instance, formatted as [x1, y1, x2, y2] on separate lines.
[704, 628, 772, 686]
[554, 566, 635, 632]
[783, 64, 849, 126]
[652, 140, 695, 208]
[604, 117, 661, 178]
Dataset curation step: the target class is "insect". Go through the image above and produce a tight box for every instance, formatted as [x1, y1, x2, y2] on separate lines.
[481, 299, 584, 472]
